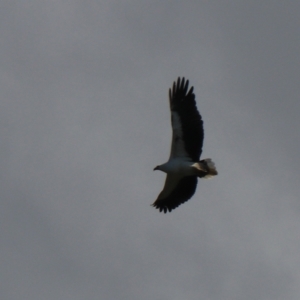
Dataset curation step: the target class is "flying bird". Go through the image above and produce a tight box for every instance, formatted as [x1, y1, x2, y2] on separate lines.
[152, 77, 217, 213]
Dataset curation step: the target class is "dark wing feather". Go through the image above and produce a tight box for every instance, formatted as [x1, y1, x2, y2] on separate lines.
[152, 176, 198, 213]
[169, 77, 204, 161]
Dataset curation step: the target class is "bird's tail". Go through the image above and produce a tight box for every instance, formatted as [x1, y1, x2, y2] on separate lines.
[196, 158, 218, 179]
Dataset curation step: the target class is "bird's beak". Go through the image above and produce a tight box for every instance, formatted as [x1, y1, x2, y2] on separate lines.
[153, 166, 158, 171]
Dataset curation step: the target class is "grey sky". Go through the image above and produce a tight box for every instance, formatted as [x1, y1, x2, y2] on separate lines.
[1, 1, 300, 299]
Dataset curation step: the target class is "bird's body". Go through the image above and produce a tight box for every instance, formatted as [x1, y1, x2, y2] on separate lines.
[156, 159, 196, 176]
[152, 77, 217, 213]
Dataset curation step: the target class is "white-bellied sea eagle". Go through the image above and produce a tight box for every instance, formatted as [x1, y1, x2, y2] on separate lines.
[152, 77, 218, 213]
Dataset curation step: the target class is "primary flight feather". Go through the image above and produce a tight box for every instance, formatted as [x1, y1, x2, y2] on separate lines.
[152, 77, 218, 213]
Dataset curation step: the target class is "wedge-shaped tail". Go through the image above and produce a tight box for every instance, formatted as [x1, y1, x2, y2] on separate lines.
[195, 158, 218, 179]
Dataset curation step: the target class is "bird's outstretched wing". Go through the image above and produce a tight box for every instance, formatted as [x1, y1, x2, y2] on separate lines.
[169, 77, 204, 161]
[152, 175, 198, 213]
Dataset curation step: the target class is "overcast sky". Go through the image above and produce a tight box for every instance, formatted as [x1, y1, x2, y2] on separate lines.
[1, 1, 300, 299]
